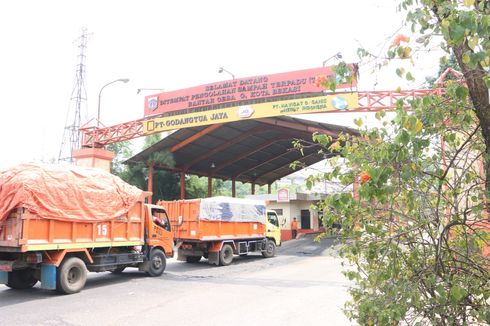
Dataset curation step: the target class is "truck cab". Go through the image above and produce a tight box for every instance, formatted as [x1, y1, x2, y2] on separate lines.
[266, 210, 281, 246]
[146, 204, 174, 256]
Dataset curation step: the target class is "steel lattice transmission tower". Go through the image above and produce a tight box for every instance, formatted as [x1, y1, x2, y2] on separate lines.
[58, 28, 90, 163]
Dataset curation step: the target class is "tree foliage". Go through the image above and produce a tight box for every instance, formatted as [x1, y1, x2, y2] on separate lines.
[307, 1, 490, 324]
[107, 136, 181, 202]
[357, 0, 490, 210]
[401, 0, 490, 145]
[362, 0, 490, 210]
[313, 85, 489, 324]
[106, 141, 133, 176]
[184, 177, 270, 198]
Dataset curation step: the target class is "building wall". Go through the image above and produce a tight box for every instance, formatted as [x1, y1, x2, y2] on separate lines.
[247, 192, 328, 241]
[267, 200, 320, 231]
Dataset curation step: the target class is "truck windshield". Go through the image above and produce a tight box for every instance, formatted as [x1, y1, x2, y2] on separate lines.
[151, 208, 171, 231]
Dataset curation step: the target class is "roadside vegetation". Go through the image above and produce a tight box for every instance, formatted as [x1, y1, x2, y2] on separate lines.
[305, 1, 489, 324]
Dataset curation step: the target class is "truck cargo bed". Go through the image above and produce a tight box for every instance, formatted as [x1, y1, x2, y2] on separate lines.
[0, 203, 145, 252]
[158, 198, 266, 241]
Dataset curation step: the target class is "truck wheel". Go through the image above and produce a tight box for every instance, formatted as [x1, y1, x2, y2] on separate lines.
[262, 240, 276, 258]
[185, 256, 201, 263]
[111, 266, 126, 274]
[219, 244, 234, 266]
[56, 257, 87, 294]
[147, 249, 166, 277]
[6, 269, 38, 289]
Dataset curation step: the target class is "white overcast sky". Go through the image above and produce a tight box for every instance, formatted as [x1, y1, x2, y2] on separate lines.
[0, 0, 443, 169]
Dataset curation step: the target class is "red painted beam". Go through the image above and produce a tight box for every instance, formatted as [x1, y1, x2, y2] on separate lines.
[257, 118, 340, 137]
[153, 163, 182, 174]
[212, 136, 290, 173]
[80, 118, 146, 147]
[183, 125, 269, 170]
[170, 123, 224, 153]
[354, 89, 443, 112]
[240, 151, 323, 184]
[234, 148, 298, 179]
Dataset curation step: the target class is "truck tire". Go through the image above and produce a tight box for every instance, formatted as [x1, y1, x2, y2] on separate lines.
[219, 244, 234, 266]
[262, 239, 276, 258]
[6, 269, 38, 289]
[56, 257, 87, 294]
[147, 249, 166, 277]
[185, 256, 201, 263]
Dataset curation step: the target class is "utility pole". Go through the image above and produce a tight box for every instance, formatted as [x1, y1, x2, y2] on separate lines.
[58, 28, 90, 163]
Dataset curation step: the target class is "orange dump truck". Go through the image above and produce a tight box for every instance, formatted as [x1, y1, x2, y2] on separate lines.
[0, 163, 173, 294]
[157, 197, 281, 266]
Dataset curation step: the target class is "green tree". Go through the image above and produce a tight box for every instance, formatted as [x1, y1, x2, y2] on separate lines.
[234, 181, 271, 198]
[365, 0, 490, 210]
[106, 141, 133, 175]
[185, 175, 209, 198]
[184, 177, 270, 198]
[401, 0, 490, 144]
[143, 133, 162, 150]
[184, 176, 226, 198]
[308, 2, 490, 323]
[108, 134, 181, 202]
[312, 85, 489, 324]
[142, 133, 180, 201]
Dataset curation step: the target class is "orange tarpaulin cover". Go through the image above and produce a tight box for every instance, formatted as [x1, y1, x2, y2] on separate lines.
[0, 163, 143, 223]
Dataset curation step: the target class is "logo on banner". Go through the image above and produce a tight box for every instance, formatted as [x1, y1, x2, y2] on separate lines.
[237, 106, 255, 118]
[148, 97, 158, 111]
[332, 96, 348, 110]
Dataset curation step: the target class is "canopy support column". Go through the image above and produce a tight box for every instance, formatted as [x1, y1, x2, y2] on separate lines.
[232, 179, 236, 197]
[208, 176, 212, 197]
[251, 182, 255, 195]
[180, 171, 186, 200]
[147, 163, 154, 204]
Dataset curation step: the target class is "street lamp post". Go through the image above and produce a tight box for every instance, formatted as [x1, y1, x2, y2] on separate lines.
[218, 67, 235, 80]
[322, 52, 342, 67]
[137, 88, 164, 94]
[97, 78, 130, 127]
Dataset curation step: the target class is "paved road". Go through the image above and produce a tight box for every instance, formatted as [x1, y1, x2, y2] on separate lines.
[0, 235, 353, 326]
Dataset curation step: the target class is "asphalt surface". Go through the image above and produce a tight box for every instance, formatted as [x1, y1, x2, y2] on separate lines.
[0, 234, 353, 326]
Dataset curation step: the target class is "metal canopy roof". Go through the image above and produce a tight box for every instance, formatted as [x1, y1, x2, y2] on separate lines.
[126, 116, 359, 186]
